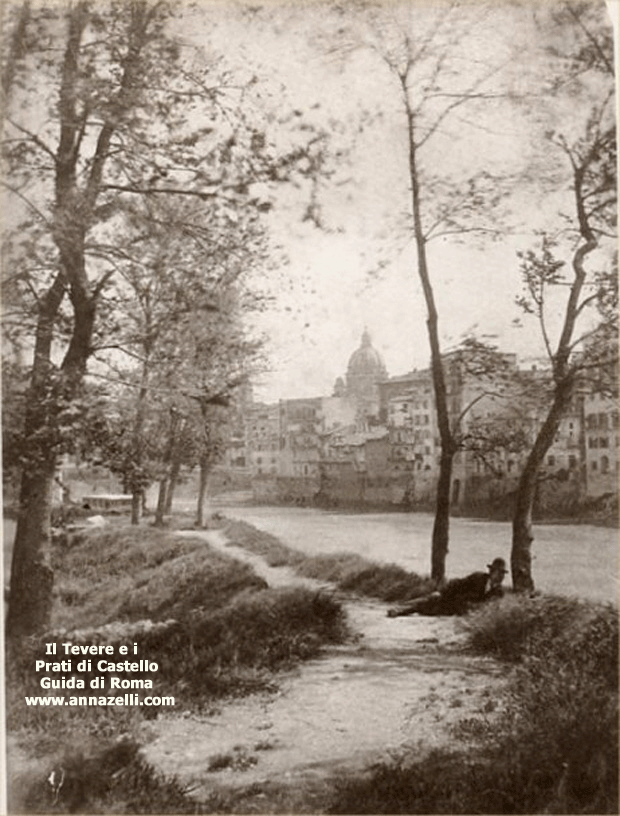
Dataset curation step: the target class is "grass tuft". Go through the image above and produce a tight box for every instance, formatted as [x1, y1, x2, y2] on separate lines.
[225, 519, 433, 603]
[52, 526, 266, 628]
[8, 521, 350, 813]
[20, 736, 231, 814]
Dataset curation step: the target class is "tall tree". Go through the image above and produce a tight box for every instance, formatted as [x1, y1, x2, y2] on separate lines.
[510, 0, 616, 592]
[2, 0, 323, 637]
[331, 1, 512, 582]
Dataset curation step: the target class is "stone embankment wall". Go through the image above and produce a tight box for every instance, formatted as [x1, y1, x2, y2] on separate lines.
[251, 470, 616, 523]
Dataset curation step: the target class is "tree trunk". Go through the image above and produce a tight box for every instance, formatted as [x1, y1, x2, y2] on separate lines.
[195, 457, 210, 528]
[403, 89, 455, 584]
[129, 360, 150, 525]
[512, 151, 597, 591]
[165, 456, 182, 514]
[511, 378, 574, 592]
[6, 1, 163, 638]
[154, 478, 168, 527]
[6, 272, 66, 639]
[131, 491, 142, 525]
[155, 410, 180, 524]
[6, 459, 57, 638]
[431, 449, 454, 584]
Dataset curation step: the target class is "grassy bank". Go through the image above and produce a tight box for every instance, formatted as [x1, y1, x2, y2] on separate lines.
[329, 593, 618, 814]
[7, 522, 348, 813]
[9, 518, 618, 814]
[223, 519, 435, 603]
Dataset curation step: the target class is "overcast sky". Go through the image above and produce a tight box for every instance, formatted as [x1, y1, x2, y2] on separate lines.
[177, 0, 616, 403]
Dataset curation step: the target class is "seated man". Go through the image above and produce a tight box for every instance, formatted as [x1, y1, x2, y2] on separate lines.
[387, 557, 508, 617]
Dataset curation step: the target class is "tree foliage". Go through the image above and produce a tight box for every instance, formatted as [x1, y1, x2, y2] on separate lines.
[1, 0, 326, 637]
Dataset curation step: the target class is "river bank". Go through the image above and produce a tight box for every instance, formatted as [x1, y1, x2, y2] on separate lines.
[5, 511, 617, 813]
[198, 501, 620, 605]
[142, 528, 509, 813]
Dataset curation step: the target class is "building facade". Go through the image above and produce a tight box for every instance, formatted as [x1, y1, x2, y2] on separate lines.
[226, 333, 617, 512]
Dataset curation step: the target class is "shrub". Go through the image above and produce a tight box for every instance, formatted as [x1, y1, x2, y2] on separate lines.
[336, 562, 433, 603]
[149, 586, 348, 694]
[52, 527, 268, 628]
[329, 750, 516, 814]
[463, 593, 592, 661]
[224, 520, 304, 568]
[330, 594, 619, 814]
[225, 521, 433, 604]
[295, 552, 369, 583]
[20, 737, 227, 814]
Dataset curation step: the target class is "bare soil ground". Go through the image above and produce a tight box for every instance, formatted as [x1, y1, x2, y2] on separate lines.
[141, 531, 509, 813]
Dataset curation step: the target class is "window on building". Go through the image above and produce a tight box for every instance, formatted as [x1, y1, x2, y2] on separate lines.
[601, 455, 610, 474]
[600, 437, 609, 448]
[591, 460, 598, 471]
[568, 455, 577, 469]
[589, 437, 598, 449]
[547, 455, 555, 467]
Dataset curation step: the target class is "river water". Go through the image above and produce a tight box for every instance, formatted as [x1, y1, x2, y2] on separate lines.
[208, 500, 619, 605]
[3, 504, 618, 604]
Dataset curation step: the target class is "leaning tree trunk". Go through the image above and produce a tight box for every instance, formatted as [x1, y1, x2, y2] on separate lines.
[7, 274, 94, 637]
[512, 151, 598, 591]
[6, 274, 65, 639]
[512, 378, 574, 592]
[7, 1, 160, 637]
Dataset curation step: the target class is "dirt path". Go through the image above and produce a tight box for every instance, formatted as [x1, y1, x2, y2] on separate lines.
[142, 530, 508, 812]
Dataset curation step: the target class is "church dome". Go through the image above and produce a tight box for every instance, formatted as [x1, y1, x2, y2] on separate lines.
[347, 329, 387, 380]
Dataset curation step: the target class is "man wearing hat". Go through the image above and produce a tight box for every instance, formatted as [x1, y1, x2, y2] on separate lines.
[387, 557, 509, 617]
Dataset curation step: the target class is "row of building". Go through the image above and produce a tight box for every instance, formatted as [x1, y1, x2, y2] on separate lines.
[224, 331, 618, 512]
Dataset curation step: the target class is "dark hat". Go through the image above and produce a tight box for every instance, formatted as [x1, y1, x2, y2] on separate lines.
[487, 557, 508, 573]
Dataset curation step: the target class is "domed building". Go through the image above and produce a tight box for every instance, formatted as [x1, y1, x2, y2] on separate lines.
[340, 329, 388, 421]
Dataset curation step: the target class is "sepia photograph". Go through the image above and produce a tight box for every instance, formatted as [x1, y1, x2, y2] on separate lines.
[1, 0, 618, 813]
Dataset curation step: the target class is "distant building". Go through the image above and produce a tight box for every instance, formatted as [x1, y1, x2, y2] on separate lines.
[584, 391, 619, 497]
[338, 329, 388, 424]
[278, 397, 323, 478]
[225, 330, 617, 512]
[246, 402, 280, 476]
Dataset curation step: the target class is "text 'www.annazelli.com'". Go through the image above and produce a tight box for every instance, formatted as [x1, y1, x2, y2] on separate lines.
[24, 695, 175, 706]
